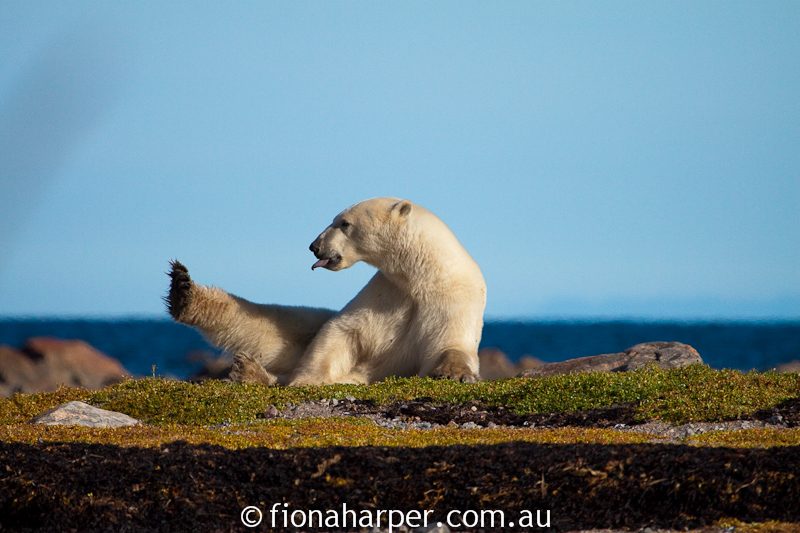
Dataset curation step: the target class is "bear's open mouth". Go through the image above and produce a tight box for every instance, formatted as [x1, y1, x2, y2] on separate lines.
[311, 254, 342, 271]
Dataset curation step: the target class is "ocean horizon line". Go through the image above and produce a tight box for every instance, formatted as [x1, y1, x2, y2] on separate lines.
[1, 314, 799, 325]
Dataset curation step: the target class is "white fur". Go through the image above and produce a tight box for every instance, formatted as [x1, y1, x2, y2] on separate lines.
[175, 198, 486, 385]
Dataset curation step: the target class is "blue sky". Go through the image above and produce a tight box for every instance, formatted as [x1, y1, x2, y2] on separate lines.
[1, 1, 798, 319]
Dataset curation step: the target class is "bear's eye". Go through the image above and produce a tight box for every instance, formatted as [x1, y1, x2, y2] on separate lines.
[340, 220, 351, 231]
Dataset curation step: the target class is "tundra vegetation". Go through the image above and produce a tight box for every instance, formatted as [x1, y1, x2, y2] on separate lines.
[2, 365, 799, 532]
[1, 365, 798, 446]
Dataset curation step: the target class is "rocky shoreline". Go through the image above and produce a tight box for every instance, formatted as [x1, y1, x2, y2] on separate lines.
[2, 335, 798, 399]
[1, 335, 723, 397]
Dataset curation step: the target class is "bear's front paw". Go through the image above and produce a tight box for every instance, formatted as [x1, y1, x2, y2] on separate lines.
[430, 351, 479, 383]
[166, 260, 193, 320]
[431, 367, 478, 383]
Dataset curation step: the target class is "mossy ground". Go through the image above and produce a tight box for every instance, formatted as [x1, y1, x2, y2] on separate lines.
[1, 365, 798, 449]
[3, 419, 800, 449]
[0, 418, 661, 449]
[2, 365, 798, 427]
[2, 366, 799, 531]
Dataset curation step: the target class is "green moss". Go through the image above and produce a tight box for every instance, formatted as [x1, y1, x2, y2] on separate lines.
[5, 417, 800, 450]
[1, 365, 797, 426]
[0, 419, 658, 449]
[637, 366, 800, 423]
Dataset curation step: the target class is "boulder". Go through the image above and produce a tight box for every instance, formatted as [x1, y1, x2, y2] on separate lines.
[520, 341, 703, 378]
[478, 348, 517, 380]
[0, 346, 41, 397]
[479, 349, 544, 380]
[516, 355, 544, 372]
[776, 360, 800, 373]
[0, 337, 129, 396]
[33, 401, 139, 427]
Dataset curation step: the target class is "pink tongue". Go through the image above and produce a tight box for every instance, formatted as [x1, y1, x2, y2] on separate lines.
[311, 258, 330, 270]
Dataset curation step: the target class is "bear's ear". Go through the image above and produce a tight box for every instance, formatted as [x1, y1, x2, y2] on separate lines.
[392, 200, 412, 218]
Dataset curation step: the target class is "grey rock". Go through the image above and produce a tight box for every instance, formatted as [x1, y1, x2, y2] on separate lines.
[622, 419, 776, 441]
[520, 341, 703, 377]
[33, 401, 140, 428]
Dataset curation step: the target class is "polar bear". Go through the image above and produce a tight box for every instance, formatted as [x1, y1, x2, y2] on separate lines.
[166, 197, 486, 385]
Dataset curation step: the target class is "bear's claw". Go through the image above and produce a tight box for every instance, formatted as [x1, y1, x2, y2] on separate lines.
[432, 371, 478, 383]
[166, 260, 192, 320]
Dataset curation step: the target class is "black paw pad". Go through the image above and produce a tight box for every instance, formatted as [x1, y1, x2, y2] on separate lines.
[165, 260, 192, 319]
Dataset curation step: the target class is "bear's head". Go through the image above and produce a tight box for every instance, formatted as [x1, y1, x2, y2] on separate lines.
[309, 197, 413, 271]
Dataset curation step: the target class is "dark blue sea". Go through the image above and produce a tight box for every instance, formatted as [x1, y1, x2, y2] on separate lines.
[0, 319, 798, 378]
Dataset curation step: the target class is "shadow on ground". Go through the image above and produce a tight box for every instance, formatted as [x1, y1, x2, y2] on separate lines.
[1, 441, 798, 531]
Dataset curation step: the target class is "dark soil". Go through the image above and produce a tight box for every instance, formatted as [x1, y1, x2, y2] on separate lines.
[1, 441, 798, 532]
[315, 396, 800, 429]
[753, 397, 800, 427]
[375, 398, 639, 427]
[265, 398, 639, 428]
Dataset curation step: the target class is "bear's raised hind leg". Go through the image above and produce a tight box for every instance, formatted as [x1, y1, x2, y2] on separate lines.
[165, 260, 336, 383]
[166, 260, 193, 321]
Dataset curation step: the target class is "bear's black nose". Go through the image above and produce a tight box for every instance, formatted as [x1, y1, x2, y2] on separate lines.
[309, 241, 320, 255]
